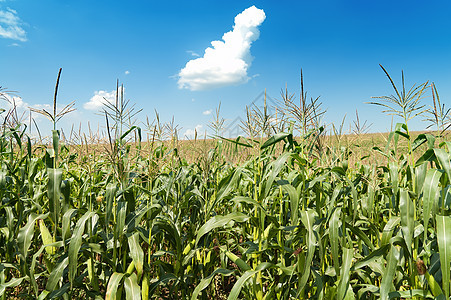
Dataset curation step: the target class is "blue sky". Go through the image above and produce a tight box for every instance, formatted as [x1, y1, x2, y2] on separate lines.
[1, 0, 451, 139]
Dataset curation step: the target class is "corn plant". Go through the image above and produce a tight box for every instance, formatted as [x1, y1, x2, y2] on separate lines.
[1, 66, 451, 299]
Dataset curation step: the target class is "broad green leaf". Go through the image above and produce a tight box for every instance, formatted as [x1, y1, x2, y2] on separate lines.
[196, 212, 250, 245]
[191, 268, 233, 300]
[298, 210, 317, 293]
[60, 179, 71, 214]
[38, 219, 56, 255]
[17, 213, 48, 259]
[352, 244, 390, 271]
[263, 152, 290, 199]
[46, 257, 69, 291]
[224, 250, 251, 272]
[346, 222, 375, 250]
[434, 148, 451, 186]
[281, 183, 299, 226]
[106, 272, 124, 300]
[423, 169, 442, 241]
[232, 196, 265, 213]
[388, 289, 434, 299]
[329, 207, 341, 275]
[68, 211, 96, 288]
[0, 277, 25, 296]
[47, 168, 63, 226]
[381, 217, 400, 246]
[399, 189, 414, 255]
[260, 133, 291, 149]
[337, 247, 353, 300]
[128, 232, 144, 279]
[62, 208, 77, 242]
[228, 263, 273, 300]
[415, 163, 428, 195]
[105, 183, 117, 226]
[124, 273, 141, 300]
[116, 201, 127, 238]
[436, 215, 451, 299]
[47, 283, 70, 299]
[380, 245, 398, 300]
[388, 162, 399, 199]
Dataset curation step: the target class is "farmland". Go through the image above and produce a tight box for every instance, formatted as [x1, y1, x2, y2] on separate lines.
[1, 70, 451, 299]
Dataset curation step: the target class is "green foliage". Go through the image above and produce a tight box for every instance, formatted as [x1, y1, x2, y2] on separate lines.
[0, 68, 450, 299]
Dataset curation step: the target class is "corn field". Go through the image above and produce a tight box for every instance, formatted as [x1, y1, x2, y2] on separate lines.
[1, 68, 451, 299]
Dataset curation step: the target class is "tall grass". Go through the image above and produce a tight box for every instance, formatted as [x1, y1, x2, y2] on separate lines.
[0, 68, 450, 299]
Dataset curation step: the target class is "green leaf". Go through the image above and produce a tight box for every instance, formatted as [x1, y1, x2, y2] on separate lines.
[196, 212, 250, 245]
[263, 152, 290, 199]
[105, 183, 116, 226]
[380, 245, 398, 300]
[399, 189, 414, 255]
[337, 247, 353, 300]
[352, 244, 390, 271]
[219, 136, 252, 148]
[329, 207, 341, 276]
[434, 148, 451, 186]
[260, 133, 291, 149]
[423, 169, 442, 241]
[224, 250, 251, 272]
[436, 215, 451, 299]
[381, 217, 400, 246]
[127, 232, 144, 279]
[68, 211, 96, 288]
[298, 210, 317, 293]
[388, 289, 434, 299]
[282, 183, 299, 226]
[116, 201, 127, 238]
[228, 263, 273, 300]
[345, 222, 375, 251]
[106, 272, 124, 300]
[0, 277, 25, 296]
[62, 208, 77, 243]
[46, 257, 69, 291]
[124, 273, 141, 300]
[17, 213, 49, 259]
[191, 268, 233, 300]
[47, 168, 63, 226]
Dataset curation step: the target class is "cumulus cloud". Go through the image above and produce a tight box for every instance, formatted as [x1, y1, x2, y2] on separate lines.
[84, 87, 124, 111]
[2, 93, 27, 109]
[0, 8, 27, 42]
[202, 110, 212, 115]
[183, 124, 203, 139]
[125, 70, 130, 75]
[178, 6, 265, 91]
[0, 93, 54, 123]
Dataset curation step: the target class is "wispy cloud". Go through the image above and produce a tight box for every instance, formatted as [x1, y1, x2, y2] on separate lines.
[186, 50, 200, 57]
[0, 8, 27, 42]
[202, 109, 212, 115]
[83, 87, 124, 111]
[178, 6, 265, 91]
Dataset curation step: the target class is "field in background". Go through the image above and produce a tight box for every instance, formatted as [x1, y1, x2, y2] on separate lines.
[1, 68, 451, 299]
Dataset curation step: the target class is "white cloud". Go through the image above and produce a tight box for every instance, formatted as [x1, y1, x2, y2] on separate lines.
[178, 6, 265, 91]
[84, 86, 124, 111]
[0, 8, 27, 42]
[0, 93, 53, 122]
[203, 109, 212, 115]
[125, 70, 130, 75]
[183, 124, 203, 139]
[186, 50, 200, 57]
